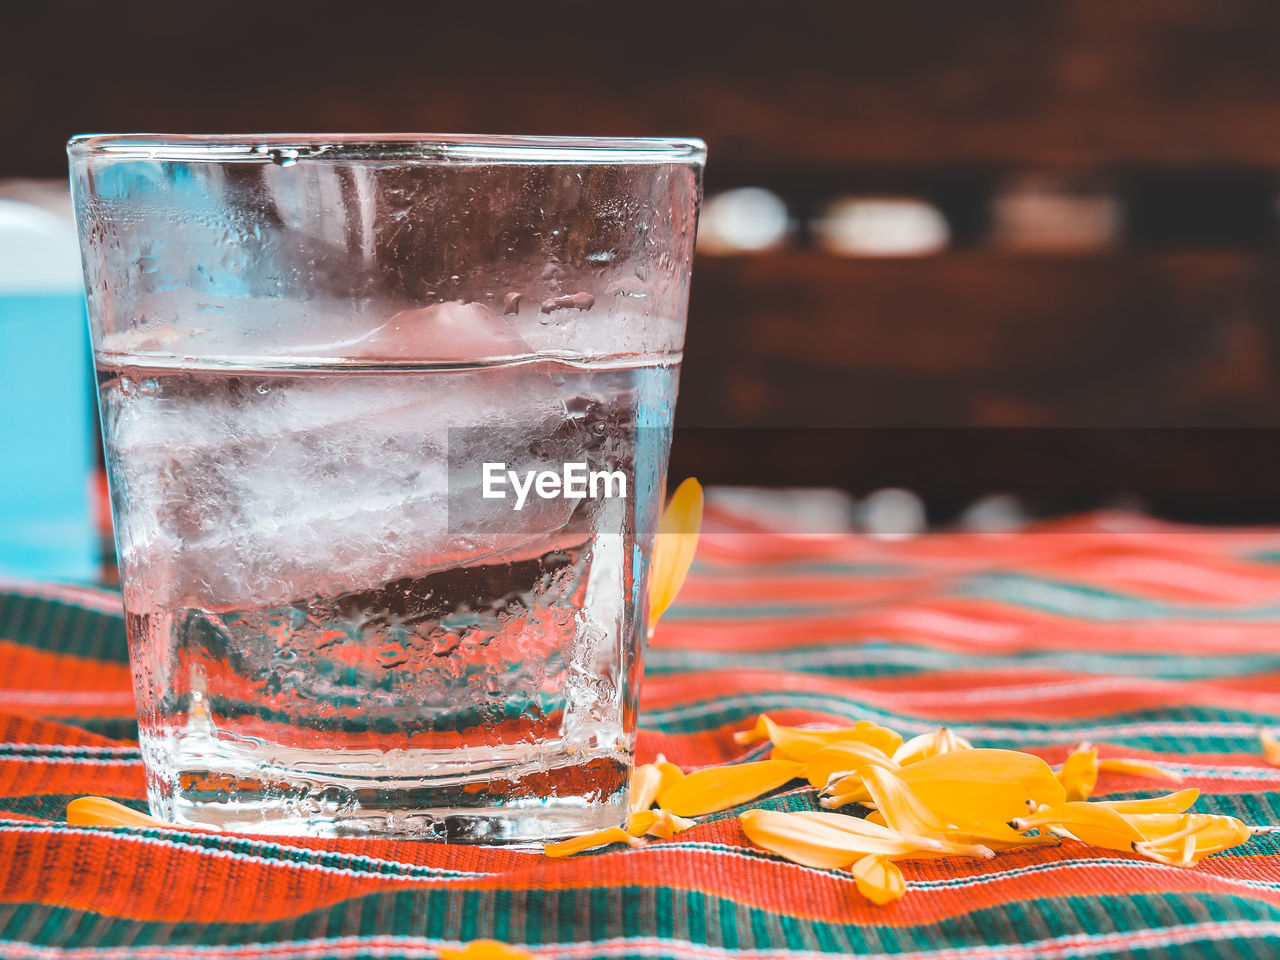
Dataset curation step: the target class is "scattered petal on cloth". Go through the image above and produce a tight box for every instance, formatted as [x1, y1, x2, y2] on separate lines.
[5, 505, 1280, 958]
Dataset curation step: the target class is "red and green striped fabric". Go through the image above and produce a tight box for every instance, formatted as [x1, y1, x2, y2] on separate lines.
[4, 508, 1280, 959]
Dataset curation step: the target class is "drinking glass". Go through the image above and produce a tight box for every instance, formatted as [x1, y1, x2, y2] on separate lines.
[69, 133, 704, 842]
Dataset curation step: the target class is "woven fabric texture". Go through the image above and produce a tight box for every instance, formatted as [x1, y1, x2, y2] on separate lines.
[3, 508, 1280, 959]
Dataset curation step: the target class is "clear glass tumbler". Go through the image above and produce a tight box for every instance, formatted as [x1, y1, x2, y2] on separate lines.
[69, 134, 704, 842]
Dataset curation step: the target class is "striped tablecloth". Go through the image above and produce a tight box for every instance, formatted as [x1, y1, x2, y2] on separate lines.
[4, 507, 1280, 959]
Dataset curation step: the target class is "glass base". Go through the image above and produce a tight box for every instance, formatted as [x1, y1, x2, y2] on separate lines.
[142, 733, 631, 844]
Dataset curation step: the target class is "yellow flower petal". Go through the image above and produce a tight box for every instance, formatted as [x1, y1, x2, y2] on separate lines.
[629, 763, 664, 816]
[1260, 730, 1280, 767]
[1096, 788, 1200, 815]
[893, 727, 972, 765]
[439, 941, 536, 960]
[1128, 812, 1248, 841]
[740, 809, 946, 868]
[543, 827, 643, 857]
[861, 765, 953, 838]
[625, 809, 659, 836]
[759, 714, 904, 762]
[737, 722, 1257, 878]
[819, 783, 872, 809]
[806, 742, 898, 789]
[652, 810, 698, 838]
[739, 810, 870, 869]
[898, 749, 1066, 831]
[1012, 801, 1144, 853]
[625, 808, 697, 839]
[854, 766, 1001, 857]
[649, 478, 703, 629]
[790, 810, 903, 837]
[793, 810, 993, 860]
[1130, 813, 1251, 867]
[657, 758, 803, 816]
[1057, 743, 1100, 802]
[851, 854, 906, 906]
[66, 796, 170, 829]
[1097, 758, 1183, 782]
[628, 754, 685, 815]
[1013, 799, 1252, 866]
[656, 756, 685, 784]
[733, 715, 771, 746]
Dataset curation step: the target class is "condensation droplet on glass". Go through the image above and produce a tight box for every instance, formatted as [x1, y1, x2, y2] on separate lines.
[540, 291, 595, 314]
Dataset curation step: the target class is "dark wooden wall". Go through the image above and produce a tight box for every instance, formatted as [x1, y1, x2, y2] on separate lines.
[9, 0, 1280, 519]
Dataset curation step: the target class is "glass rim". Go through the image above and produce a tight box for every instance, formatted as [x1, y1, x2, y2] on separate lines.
[67, 132, 707, 165]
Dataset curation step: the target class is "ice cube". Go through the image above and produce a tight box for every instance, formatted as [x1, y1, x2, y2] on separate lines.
[350, 301, 533, 362]
[109, 360, 580, 611]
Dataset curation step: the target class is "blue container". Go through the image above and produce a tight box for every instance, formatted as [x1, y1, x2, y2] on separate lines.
[0, 196, 97, 582]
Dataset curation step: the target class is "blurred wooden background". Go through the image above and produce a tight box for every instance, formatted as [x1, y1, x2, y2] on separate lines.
[8, 0, 1280, 520]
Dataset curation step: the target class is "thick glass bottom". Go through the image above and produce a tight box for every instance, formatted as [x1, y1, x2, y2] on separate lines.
[142, 732, 631, 845]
